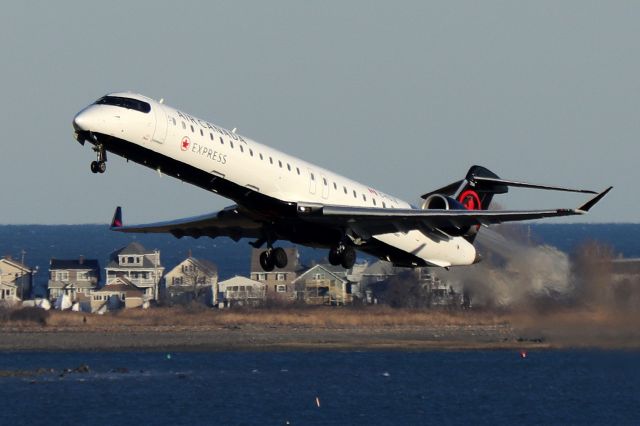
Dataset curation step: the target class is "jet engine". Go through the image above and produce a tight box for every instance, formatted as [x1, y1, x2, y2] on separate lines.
[420, 194, 476, 238]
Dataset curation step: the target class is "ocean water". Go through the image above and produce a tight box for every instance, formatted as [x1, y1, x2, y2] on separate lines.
[1, 224, 639, 298]
[0, 350, 638, 425]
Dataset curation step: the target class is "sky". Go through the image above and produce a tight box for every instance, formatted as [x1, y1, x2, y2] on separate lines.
[0, 1, 637, 224]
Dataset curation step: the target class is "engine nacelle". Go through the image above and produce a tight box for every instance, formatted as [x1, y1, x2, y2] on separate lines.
[420, 194, 475, 237]
[420, 194, 467, 211]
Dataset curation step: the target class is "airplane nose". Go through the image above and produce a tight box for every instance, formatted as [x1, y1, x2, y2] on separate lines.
[73, 110, 90, 132]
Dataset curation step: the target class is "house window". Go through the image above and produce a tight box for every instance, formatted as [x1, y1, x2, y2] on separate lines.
[257, 273, 266, 281]
[77, 271, 89, 281]
[276, 273, 286, 281]
[276, 285, 286, 293]
[55, 271, 69, 281]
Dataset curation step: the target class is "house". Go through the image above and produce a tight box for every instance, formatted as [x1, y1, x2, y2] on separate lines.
[164, 256, 218, 305]
[48, 257, 100, 302]
[218, 276, 266, 307]
[249, 247, 301, 301]
[360, 261, 403, 304]
[0, 280, 19, 304]
[105, 242, 164, 302]
[90, 276, 145, 313]
[0, 255, 35, 300]
[292, 264, 353, 305]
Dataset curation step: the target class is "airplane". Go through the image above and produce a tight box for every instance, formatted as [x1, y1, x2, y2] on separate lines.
[72, 92, 611, 271]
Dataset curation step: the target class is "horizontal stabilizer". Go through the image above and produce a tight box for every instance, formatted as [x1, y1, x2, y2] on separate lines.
[472, 176, 597, 194]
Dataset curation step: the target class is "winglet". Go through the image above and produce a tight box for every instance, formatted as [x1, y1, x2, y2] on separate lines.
[577, 187, 613, 212]
[111, 206, 123, 229]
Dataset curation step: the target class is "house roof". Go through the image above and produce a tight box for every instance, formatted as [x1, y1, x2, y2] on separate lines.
[95, 276, 144, 296]
[116, 242, 148, 255]
[219, 275, 264, 288]
[187, 257, 218, 276]
[0, 256, 32, 272]
[50, 258, 100, 271]
[250, 247, 300, 273]
[106, 257, 161, 269]
[293, 264, 349, 284]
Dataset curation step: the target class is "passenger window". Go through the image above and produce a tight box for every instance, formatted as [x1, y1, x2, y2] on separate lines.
[287, 163, 291, 171]
[182, 122, 186, 130]
[190, 125, 194, 133]
[323, 178, 327, 186]
[230, 141, 234, 148]
[269, 157, 273, 164]
[209, 133, 213, 140]
[353, 190, 357, 198]
[343, 186, 347, 194]
[296, 167, 300, 175]
[383, 202, 387, 208]
[333, 182, 337, 190]
[373, 199, 377, 206]
[200, 129, 203, 136]
[362, 194, 367, 201]
[172, 118, 176, 125]
[219, 137, 224, 145]
[311, 173, 315, 181]
[259, 153, 264, 160]
[278, 160, 282, 168]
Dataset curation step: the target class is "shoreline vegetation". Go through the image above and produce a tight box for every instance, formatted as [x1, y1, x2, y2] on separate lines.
[0, 306, 638, 351]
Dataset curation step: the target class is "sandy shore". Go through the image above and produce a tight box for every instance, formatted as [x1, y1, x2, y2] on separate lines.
[0, 324, 536, 352]
[0, 308, 637, 351]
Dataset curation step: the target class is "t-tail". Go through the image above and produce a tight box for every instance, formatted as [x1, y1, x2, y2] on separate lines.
[420, 165, 599, 242]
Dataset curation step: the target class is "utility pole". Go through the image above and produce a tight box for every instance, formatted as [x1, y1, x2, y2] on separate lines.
[20, 249, 26, 300]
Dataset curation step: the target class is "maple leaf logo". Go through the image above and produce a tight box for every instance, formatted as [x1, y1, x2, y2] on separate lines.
[181, 137, 190, 151]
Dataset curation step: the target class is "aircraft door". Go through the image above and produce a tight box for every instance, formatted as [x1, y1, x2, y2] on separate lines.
[308, 169, 317, 195]
[152, 104, 168, 144]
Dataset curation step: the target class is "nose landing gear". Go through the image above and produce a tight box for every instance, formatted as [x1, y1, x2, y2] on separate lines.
[90, 143, 107, 174]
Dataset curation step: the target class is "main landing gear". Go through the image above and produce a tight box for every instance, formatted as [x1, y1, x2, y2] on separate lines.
[328, 244, 356, 269]
[259, 247, 288, 272]
[90, 143, 107, 174]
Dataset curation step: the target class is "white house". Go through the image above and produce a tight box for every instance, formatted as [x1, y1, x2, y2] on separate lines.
[105, 242, 164, 302]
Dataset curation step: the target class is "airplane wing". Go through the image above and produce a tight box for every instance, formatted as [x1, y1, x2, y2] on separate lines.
[298, 187, 612, 237]
[110, 205, 263, 241]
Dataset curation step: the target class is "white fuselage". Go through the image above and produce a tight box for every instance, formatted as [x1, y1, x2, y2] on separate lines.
[74, 92, 477, 267]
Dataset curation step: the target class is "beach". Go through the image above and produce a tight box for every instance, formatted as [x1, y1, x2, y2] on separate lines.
[1, 307, 638, 351]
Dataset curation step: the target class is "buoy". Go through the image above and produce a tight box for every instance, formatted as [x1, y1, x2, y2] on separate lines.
[315, 396, 321, 408]
[520, 351, 527, 359]
[166, 354, 172, 360]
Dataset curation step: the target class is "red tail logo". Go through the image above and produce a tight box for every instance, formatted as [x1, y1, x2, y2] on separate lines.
[458, 190, 482, 210]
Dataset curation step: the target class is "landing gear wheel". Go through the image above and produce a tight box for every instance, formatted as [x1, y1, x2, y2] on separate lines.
[272, 247, 288, 269]
[90, 161, 99, 174]
[328, 247, 341, 266]
[97, 161, 106, 173]
[340, 246, 356, 269]
[259, 250, 275, 272]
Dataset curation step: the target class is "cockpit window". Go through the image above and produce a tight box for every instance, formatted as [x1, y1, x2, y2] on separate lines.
[95, 96, 151, 113]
